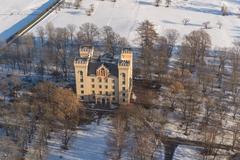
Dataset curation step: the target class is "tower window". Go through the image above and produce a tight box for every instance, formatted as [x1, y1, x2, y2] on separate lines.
[79, 71, 83, 75]
[92, 84, 95, 88]
[92, 78, 94, 82]
[99, 85, 102, 88]
[81, 85, 84, 88]
[81, 90, 84, 94]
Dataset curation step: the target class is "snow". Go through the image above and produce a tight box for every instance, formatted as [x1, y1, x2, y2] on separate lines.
[47, 118, 112, 160]
[0, 0, 57, 41]
[173, 145, 203, 160]
[30, 0, 240, 48]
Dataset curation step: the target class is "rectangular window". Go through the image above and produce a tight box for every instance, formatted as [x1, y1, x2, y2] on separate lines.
[100, 91, 102, 95]
[105, 85, 108, 89]
[92, 91, 95, 94]
[112, 97, 115, 101]
[112, 86, 115, 89]
[112, 79, 115, 83]
[81, 96, 84, 100]
[80, 79, 83, 82]
[122, 87, 125, 91]
[106, 91, 108, 95]
[99, 79, 102, 83]
[81, 85, 84, 88]
[92, 84, 95, 88]
[123, 98, 125, 102]
[122, 93, 125, 97]
[92, 78, 94, 82]
[105, 79, 108, 83]
[99, 85, 102, 89]
[81, 90, 84, 94]
[112, 92, 115, 95]
[122, 81, 126, 85]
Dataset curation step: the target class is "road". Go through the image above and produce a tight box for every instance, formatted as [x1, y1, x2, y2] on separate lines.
[0, 0, 63, 50]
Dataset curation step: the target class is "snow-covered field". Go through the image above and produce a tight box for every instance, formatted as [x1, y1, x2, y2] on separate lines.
[47, 118, 111, 160]
[43, 117, 202, 160]
[30, 0, 240, 47]
[0, 0, 56, 41]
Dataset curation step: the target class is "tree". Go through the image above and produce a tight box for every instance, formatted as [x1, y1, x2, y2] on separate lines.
[165, 0, 171, 7]
[52, 87, 81, 149]
[101, 26, 128, 57]
[107, 109, 128, 160]
[164, 29, 179, 56]
[182, 30, 211, 66]
[136, 20, 158, 79]
[77, 23, 99, 45]
[37, 26, 45, 47]
[155, 0, 161, 7]
[67, 24, 76, 45]
[74, 0, 82, 9]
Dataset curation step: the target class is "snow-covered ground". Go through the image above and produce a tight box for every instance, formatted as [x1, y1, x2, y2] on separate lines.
[44, 117, 202, 160]
[47, 118, 112, 160]
[0, 0, 57, 41]
[30, 0, 240, 47]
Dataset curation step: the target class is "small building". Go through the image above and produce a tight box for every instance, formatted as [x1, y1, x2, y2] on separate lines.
[74, 46, 133, 105]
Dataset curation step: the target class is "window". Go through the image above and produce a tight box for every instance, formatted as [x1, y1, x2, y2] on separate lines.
[112, 79, 115, 83]
[112, 86, 115, 89]
[112, 92, 115, 95]
[106, 91, 108, 95]
[122, 81, 126, 85]
[80, 79, 83, 82]
[92, 78, 94, 82]
[122, 93, 125, 97]
[112, 97, 115, 101]
[100, 91, 102, 95]
[99, 85, 102, 88]
[99, 78, 102, 83]
[123, 98, 125, 102]
[81, 90, 84, 94]
[81, 85, 84, 88]
[105, 79, 108, 83]
[105, 85, 108, 89]
[79, 71, 83, 75]
[81, 96, 84, 100]
[121, 73, 126, 80]
[122, 87, 125, 91]
[92, 91, 95, 94]
[92, 84, 95, 88]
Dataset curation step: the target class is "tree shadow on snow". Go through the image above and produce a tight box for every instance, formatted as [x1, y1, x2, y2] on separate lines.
[179, 6, 236, 16]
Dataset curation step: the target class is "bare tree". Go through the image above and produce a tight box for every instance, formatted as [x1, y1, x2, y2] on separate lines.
[164, 29, 179, 56]
[77, 23, 99, 45]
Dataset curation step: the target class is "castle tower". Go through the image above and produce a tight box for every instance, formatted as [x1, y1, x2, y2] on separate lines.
[118, 49, 133, 103]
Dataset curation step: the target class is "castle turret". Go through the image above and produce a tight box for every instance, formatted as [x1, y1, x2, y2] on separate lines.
[79, 46, 94, 58]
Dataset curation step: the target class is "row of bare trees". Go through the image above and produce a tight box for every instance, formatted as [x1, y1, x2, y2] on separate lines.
[0, 82, 84, 159]
[0, 22, 128, 81]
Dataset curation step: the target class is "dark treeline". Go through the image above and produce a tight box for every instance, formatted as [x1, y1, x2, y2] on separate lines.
[0, 22, 129, 81]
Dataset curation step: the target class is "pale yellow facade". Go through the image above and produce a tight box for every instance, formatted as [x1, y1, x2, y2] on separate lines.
[74, 46, 133, 105]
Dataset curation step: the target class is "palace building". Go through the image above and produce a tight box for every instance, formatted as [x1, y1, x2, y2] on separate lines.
[74, 46, 133, 105]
